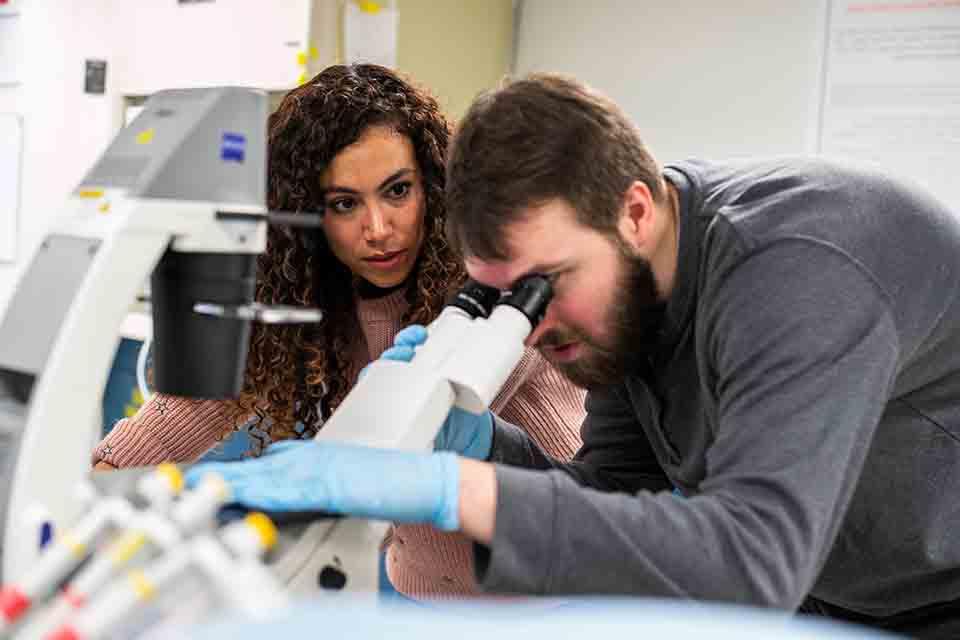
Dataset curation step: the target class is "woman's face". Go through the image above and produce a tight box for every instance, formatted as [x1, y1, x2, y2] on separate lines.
[319, 125, 426, 288]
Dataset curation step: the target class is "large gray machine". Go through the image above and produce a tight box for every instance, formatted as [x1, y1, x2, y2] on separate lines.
[0, 87, 283, 582]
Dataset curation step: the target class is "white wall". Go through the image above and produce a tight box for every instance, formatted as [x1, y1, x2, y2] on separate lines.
[0, 0, 323, 314]
[0, 0, 121, 313]
[514, 0, 828, 164]
[0, 1, 832, 312]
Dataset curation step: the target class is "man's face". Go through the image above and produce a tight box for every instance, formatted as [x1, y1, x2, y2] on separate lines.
[465, 199, 665, 389]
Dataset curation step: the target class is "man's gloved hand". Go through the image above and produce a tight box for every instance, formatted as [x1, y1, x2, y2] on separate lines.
[184, 440, 461, 531]
[381, 325, 494, 460]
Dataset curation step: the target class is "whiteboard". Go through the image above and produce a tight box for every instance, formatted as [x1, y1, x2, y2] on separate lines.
[514, 1, 827, 162]
[818, 0, 960, 213]
[0, 114, 22, 262]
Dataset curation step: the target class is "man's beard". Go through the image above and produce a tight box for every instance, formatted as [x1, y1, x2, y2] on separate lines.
[538, 245, 666, 389]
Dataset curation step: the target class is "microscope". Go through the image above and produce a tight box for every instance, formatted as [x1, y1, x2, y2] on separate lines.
[270, 275, 552, 595]
[0, 87, 294, 583]
[0, 85, 554, 632]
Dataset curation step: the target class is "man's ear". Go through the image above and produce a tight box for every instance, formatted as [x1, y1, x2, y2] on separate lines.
[617, 180, 657, 252]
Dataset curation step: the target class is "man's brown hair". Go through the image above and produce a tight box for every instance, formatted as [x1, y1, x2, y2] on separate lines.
[446, 73, 665, 261]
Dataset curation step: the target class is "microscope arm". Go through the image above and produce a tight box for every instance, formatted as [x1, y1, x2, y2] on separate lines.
[2, 225, 171, 582]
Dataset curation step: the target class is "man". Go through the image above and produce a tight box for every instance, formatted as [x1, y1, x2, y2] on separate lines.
[190, 74, 960, 637]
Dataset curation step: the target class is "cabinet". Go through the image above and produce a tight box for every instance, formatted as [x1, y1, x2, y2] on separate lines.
[116, 0, 335, 95]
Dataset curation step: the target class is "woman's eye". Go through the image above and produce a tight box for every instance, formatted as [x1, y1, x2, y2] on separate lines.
[329, 198, 356, 213]
[386, 181, 411, 199]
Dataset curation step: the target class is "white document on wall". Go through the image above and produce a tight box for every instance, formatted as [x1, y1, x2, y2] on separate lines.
[0, 115, 22, 262]
[0, 14, 23, 86]
[818, 1, 960, 213]
[344, 0, 398, 68]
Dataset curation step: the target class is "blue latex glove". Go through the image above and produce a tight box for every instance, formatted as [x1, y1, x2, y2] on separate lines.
[383, 325, 494, 460]
[185, 440, 461, 531]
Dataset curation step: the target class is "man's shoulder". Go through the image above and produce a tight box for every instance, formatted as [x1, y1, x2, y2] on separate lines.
[668, 156, 863, 189]
[677, 157, 912, 266]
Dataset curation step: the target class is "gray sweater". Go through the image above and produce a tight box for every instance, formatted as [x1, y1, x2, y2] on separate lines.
[480, 158, 960, 620]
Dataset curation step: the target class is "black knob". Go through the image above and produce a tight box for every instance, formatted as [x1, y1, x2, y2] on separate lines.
[447, 279, 501, 319]
[318, 565, 348, 590]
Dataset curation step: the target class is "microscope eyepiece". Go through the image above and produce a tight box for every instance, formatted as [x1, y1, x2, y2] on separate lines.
[499, 275, 553, 327]
[446, 280, 502, 319]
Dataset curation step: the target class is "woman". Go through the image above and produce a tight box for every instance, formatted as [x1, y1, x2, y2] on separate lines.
[92, 64, 585, 598]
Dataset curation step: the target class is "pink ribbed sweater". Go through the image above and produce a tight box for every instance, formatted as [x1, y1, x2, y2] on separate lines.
[92, 288, 585, 598]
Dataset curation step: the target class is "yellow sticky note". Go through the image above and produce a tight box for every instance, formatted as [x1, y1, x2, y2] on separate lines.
[309, 46, 318, 59]
[297, 51, 308, 66]
[135, 128, 155, 145]
[297, 72, 309, 86]
[358, 1, 381, 13]
[77, 188, 104, 199]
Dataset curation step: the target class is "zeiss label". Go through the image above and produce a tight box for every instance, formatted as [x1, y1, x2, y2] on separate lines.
[221, 132, 246, 163]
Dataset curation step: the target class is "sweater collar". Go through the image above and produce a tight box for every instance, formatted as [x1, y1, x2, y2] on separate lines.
[354, 286, 410, 323]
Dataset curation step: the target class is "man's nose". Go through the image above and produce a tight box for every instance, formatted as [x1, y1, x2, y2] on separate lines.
[364, 202, 392, 243]
[524, 305, 557, 348]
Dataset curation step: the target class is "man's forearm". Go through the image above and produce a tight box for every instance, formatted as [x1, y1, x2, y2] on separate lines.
[457, 458, 497, 545]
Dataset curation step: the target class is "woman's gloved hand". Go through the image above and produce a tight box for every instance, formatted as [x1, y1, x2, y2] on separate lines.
[381, 325, 494, 460]
[184, 440, 461, 531]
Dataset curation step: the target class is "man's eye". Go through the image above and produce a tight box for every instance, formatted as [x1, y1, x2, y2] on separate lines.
[329, 198, 356, 213]
[545, 272, 563, 291]
[386, 181, 411, 199]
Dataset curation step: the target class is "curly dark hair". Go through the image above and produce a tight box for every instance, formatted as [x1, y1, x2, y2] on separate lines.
[228, 64, 465, 442]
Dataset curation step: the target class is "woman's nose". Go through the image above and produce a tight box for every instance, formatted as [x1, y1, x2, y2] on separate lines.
[364, 202, 392, 242]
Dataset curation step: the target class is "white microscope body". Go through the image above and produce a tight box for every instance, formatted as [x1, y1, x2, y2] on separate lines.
[274, 278, 552, 595]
